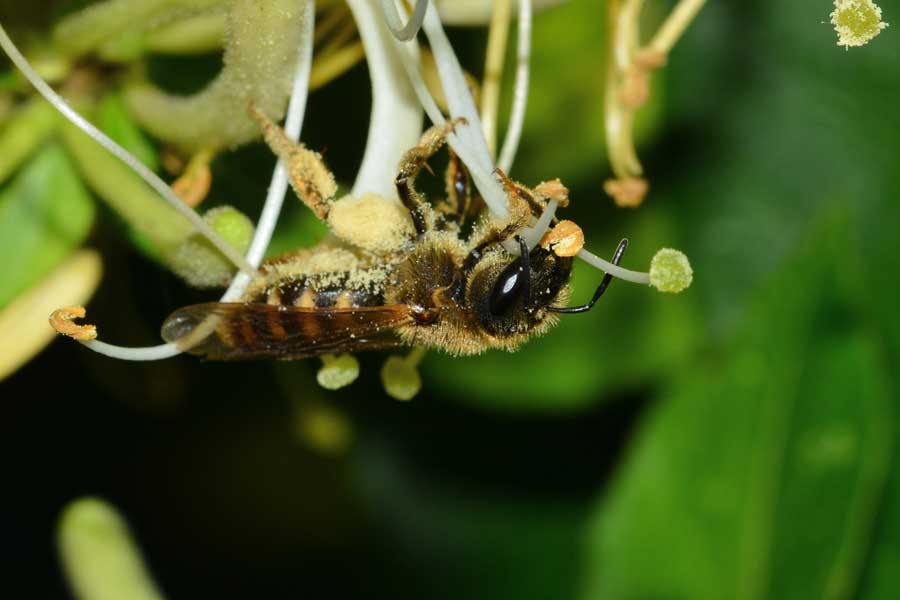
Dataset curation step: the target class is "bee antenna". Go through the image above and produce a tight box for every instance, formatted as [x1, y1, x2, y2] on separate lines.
[548, 238, 628, 314]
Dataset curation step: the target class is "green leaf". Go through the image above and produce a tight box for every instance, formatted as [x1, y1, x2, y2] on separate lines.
[0, 99, 57, 185]
[97, 92, 159, 172]
[58, 118, 193, 262]
[0, 142, 95, 308]
[263, 202, 328, 260]
[581, 220, 892, 600]
[854, 101, 900, 600]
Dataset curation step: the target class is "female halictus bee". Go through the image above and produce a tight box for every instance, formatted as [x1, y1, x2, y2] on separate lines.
[161, 114, 627, 360]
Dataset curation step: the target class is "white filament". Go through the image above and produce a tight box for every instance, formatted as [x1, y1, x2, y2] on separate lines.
[522, 198, 557, 249]
[380, 0, 429, 41]
[347, 0, 424, 200]
[578, 248, 651, 284]
[385, 3, 655, 276]
[0, 22, 256, 277]
[420, 5, 502, 197]
[496, 0, 532, 173]
[223, 0, 315, 302]
[74, 0, 316, 361]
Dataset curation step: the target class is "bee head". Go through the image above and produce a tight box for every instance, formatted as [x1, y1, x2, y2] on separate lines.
[467, 238, 573, 338]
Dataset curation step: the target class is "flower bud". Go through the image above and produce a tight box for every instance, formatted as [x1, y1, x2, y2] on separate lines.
[171, 205, 254, 288]
[58, 498, 164, 600]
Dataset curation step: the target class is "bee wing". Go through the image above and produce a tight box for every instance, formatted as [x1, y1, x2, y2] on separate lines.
[161, 302, 416, 360]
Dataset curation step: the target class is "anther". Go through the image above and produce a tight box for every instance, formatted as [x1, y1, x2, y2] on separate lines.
[49, 306, 97, 341]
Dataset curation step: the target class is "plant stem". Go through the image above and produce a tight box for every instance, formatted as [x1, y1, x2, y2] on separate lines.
[645, 0, 707, 57]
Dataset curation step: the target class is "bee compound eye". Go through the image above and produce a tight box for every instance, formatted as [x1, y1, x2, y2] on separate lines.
[489, 258, 528, 316]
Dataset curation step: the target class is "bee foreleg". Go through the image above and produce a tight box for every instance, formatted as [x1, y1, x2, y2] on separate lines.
[459, 193, 531, 278]
[396, 118, 468, 237]
[250, 104, 337, 221]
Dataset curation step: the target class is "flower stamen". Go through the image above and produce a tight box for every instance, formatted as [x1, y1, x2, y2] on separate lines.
[49, 306, 97, 341]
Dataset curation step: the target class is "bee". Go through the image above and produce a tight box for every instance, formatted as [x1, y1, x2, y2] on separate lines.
[160, 117, 627, 359]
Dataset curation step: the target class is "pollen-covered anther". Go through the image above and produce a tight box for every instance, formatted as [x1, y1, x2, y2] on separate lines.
[49, 306, 97, 341]
[604, 177, 649, 208]
[540, 220, 585, 258]
[649, 248, 693, 293]
[381, 352, 423, 401]
[172, 205, 255, 289]
[249, 103, 337, 218]
[317, 353, 360, 390]
[327, 193, 416, 253]
[831, 0, 889, 47]
[534, 178, 570, 207]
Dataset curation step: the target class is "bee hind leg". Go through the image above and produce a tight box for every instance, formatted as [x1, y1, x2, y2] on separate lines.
[396, 118, 467, 238]
[249, 104, 337, 221]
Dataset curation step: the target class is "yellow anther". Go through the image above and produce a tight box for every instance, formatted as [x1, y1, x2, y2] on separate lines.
[49, 306, 97, 341]
[540, 220, 585, 258]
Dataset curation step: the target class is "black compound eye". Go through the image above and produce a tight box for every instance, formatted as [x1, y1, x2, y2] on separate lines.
[489, 259, 526, 315]
[489, 239, 532, 316]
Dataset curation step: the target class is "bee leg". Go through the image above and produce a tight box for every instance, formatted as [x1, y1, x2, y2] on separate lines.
[547, 239, 629, 314]
[435, 149, 471, 230]
[459, 199, 531, 282]
[494, 167, 547, 219]
[249, 104, 337, 221]
[396, 117, 468, 238]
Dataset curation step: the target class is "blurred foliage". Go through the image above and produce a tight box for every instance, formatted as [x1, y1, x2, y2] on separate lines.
[584, 216, 892, 599]
[2, 1, 900, 600]
[0, 142, 94, 307]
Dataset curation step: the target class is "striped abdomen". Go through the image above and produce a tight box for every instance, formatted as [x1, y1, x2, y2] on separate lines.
[161, 301, 412, 360]
[248, 272, 385, 309]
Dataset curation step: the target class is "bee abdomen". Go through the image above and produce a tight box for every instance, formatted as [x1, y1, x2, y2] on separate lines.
[251, 277, 384, 309]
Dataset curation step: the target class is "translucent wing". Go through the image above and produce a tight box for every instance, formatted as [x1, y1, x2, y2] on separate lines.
[161, 302, 416, 360]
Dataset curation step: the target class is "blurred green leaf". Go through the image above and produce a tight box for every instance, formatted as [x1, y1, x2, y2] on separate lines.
[0, 142, 94, 308]
[853, 86, 900, 600]
[507, 0, 663, 185]
[58, 118, 192, 263]
[581, 219, 892, 600]
[97, 92, 159, 171]
[264, 202, 328, 259]
[0, 98, 56, 184]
